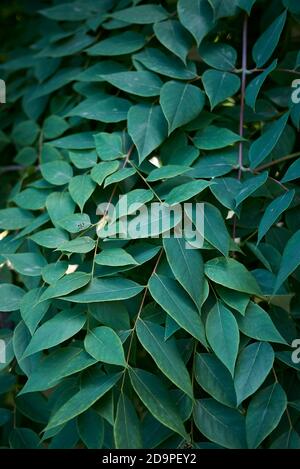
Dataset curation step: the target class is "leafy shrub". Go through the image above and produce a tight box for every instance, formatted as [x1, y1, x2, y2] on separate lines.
[0, 0, 300, 449]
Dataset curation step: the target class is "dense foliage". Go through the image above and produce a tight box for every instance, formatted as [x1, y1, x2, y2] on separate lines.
[0, 0, 300, 450]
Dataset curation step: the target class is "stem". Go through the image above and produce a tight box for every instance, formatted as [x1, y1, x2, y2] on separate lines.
[254, 151, 300, 172]
[0, 165, 24, 173]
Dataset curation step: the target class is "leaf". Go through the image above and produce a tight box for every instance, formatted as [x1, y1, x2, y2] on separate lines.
[216, 286, 250, 315]
[236, 301, 287, 344]
[95, 248, 138, 267]
[234, 342, 274, 405]
[69, 149, 97, 169]
[246, 383, 287, 448]
[84, 327, 126, 366]
[0, 208, 34, 230]
[40, 272, 91, 302]
[20, 288, 50, 334]
[281, 158, 300, 183]
[114, 393, 143, 449]
[43, 115, 69, 139]
[0, 284, 25, 311]
[194, 126, 242, 150]
[163, 236, 204, 309]
[9, 428, 41, 449]
[208, 0, 238, 19]
[91, 161, 119, 186]
[194, 399, 247, 449]
[5, 252, 47, 277]
[87, 31, 146, 56]
[13, 188, 50, 210]
[133, 48, 197, 80]
[252, 10, 287, 67]
[206, 301, 239, 376]
[57, 214, 91, 234]
[257, 190, 295, 244]
[202, 70, 240, 109]
[23, 308, 86, 357]
[12, 120, 39, 146]
[50, 132, 95, 149]
[237, 0, 256, 14]
[274, 229, 300, 293]
[146, 164, 191, 181]
[20, 347, 96, 394]
[30, 228, 69, 248]
[77, 409, 104, 449]
[110, 5, 168, 24]
[44, 371, 121, 431]
[115, 189, 154, 218]
[249, 113, 289, 168]
[199, 41, 237, 71]
[235, 171, 269, 207]
[67, 96, 131, 123]
[195, 353, 237, 407]
[40, 161, 73, 186]
[62, 277, 143, 303]
[46, 192, 75, 225]
[102, 71, 163, 97]
[164, 180, 211, 205]
[204, 257, 262, 295]
[127, 104, 167, 163]
[270, 430, 300, 449]
[136, 320, 193, 397]
[58, 237, 95, 254]
[190, 150, 236, 178]
[154, 20, 193, 64]
[68, 175, 96, 212]
[148, 274, 206, 343]
[129, 368, 188, 439]
[245, 60, 277, 110]
[160, 81, 205, 134]
[104, 167, 136, 187]
[177, 0, 214, 46]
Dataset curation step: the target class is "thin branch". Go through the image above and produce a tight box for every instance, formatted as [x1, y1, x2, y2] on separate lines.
[254, 151, 300, 172]
[0, 165, 25, 173]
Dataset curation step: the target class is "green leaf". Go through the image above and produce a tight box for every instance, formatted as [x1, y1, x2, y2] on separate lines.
[95, 248, 138, 267]
[237, 0, 256, 14]
[0, 208, 34, 230]
[43, 115, 69, 140]
[102, 71, 163, 97]
[208, 0, 238, 19]
[0, 284, 25, 311]
[40, 272, 91, 302]
[194, 126, 242, 150]
[160, 81, 205, 134]
[249, 113, 289, 168]
[9, 428, 41, 449]
[177, 0, 214, 46]
[236, 301, 287, 344]
[202, 70, 240, 109]
[46, 192, 75, 225]
[133, 48, 197, 80]
[216, 286, 250, 315]
[13, 188, 50, 210]
[58, 237, 95, 254]
[91, 161, 119, 186]
[199, 42, 237, 71]
[50, 132, 95, 149]
[270, 430, 300, 449]
[87, 31, 146, 56]
[110, 4, 168, 24]
[42, 262, 68, 284]
[115, 189, 154, 218]
[235, 171, 269, 207]
[69, 149, 97, 169]
[163, 236, 204, 310]
[206, 301, 239, 376]
[57, 214, 91, 234]
[94, 132, 125, 161]
[129, 368, 188, 439]
[195, 353, 237, 407]
[67, 96, 131, 123]
[114, 393, 143, 449]
[68, 175, 96, 212]
[104, 167, 136, 187]
[164, 180, 211, 205]
[6, 252, 47, 277]
[234, 342, 274, 405]
[23, 308, 86, 357]
[20, 288, 50, 334]
[274, 229, 300, 293]
[245, 60, 277, 110]
[136, 320, 193, 397]
[204, 257, 262, 295]
[62, 277, 143, 303]
[30, 228, 69, 248]
[20, 347, 96, 394]
[154, 20, 193, 64]
[77, 409, 104, 449]
[44, 371, 121, 431]
[40, 161, 73, 186]
[281, 158, 300, 183]
[257, 190, 295, 244]
[128, 104, 167, 163]
[12, 120, 39, 146]
[146, 164, 191, 181]
[190, 150, 236, 178]
[84, 327, 126, 366]
[252, 10, 287, 67]
[148, 274, 206, 343]
[246, 383, 287, 448]
[194, 399, 247, 449]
